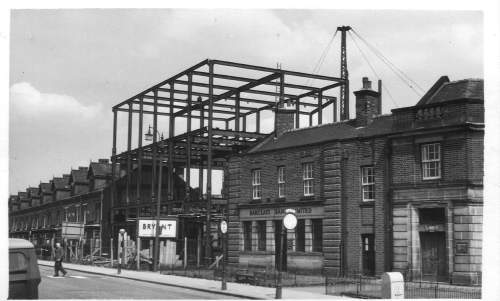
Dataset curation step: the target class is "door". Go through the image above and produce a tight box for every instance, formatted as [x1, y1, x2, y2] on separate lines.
[362, 234, 375, 276]
[274, 221, 287, 271]
[420, 232, 448, 281]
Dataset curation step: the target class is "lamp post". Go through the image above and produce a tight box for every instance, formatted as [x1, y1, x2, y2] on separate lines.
[220, 220, 228, 290]
[117, 228, 126, 274]
[276, 209, 297, 299]
[145, 125, 164, 272]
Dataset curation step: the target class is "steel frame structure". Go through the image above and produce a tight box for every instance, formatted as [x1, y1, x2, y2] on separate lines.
[110, 59, 346, 268]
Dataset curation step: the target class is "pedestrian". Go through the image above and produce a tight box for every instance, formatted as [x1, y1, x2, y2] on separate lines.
[54, 242, 67, 277]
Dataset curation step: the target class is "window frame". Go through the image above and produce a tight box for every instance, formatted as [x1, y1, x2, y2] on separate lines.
[252, 169, 262, 200]
[243, 221, 252, 251]
[295, 219, 305, 252]
[277, 166, 285, 198]
[361, 166, 375, 202]
[257, 220, 267, 251]
[421, 143, 442, 180]
[302, 163, 314, 196]
[311, 219, 323, 252]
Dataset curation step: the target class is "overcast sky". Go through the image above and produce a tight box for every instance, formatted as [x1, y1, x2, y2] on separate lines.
[9, 9, 483, 194]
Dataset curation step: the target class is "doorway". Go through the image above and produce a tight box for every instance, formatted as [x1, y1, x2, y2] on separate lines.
[274, 220, 287, 271]
[420, 232, 447, 281]
[361, 234, 375, 276]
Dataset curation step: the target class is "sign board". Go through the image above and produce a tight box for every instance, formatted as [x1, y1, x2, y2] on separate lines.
[138, 219, 177, 238]
[239, 205, 323, 221]
[61, 222, 84, 239]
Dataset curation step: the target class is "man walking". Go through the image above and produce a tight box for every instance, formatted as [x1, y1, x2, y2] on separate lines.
[54, 242, 67, 277]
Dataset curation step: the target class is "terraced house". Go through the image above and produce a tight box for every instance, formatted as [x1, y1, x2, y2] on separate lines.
[225, 76, 483, 285]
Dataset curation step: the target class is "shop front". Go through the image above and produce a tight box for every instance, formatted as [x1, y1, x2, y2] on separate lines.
[237, 203, 324, 273]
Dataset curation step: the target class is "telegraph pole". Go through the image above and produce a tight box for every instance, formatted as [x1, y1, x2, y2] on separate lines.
[337, 25, 351, 121]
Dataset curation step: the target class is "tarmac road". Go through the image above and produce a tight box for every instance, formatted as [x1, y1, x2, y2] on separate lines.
[37, 265, 238, 299]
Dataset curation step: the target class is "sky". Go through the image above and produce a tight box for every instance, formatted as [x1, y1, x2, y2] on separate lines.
[8, 8, 484, 194]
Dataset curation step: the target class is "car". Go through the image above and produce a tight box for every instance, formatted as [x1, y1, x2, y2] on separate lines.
[9, 238, 41, 299]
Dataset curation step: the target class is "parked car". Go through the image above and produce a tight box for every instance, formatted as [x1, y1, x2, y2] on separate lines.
[9, 238, 41, 299]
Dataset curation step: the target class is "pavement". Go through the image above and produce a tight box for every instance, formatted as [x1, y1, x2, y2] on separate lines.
[38, 260, 342, 299]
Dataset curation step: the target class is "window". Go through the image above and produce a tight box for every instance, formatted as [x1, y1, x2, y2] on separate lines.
[422, 143, 441, 179]
[312, 219, 323, 252]
[278, 166, 285, 198]
[9, 252, 28, 273]
[243, 221, 252, 251]
[361, 166, 375, 201]
[257, 220, 267, 251]
[295, 219, 305, 252]
[303, 163, 314, 196]
[252, 169, 261, 200]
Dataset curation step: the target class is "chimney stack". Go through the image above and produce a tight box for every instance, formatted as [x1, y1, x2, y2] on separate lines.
[354, 77, 381, 127]
[274, 107, 295, 137]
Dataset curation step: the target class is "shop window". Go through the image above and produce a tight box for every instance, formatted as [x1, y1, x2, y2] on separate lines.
[252, 169, 261, 200]
[243, 221, 252, 251]
[277, 166, 285, 198]
[257, 220, 266, 251]
[303, 163, 314, 196]
[295, 219, 305, 252]
[312, 219, 323, 252]
[361, 166, 375, 201]
[422, 143, 441, 179]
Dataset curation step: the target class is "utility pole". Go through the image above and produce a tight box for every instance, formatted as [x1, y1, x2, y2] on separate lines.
[337, 26, 351, 121]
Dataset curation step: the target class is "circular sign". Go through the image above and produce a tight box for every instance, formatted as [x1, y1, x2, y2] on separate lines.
[283, 211, 297, 230]
[220, 220, 228, 234]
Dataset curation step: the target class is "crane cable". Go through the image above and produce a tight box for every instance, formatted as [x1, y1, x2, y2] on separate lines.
[347, 31, 399, 108]
[351, 28, 425, 96]
[306, 29, 338, 87]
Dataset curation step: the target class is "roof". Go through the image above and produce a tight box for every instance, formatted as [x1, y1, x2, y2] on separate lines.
[9, 238, 34, 249]
[70, 167, 89, 184]
[39, 182, 53, 194]
[27, 187, 39, 197]
[89, 160, 112, 178]
[249, 115, 394, 153]
[52, 176, 71, 191]
[416, 78, 483, 106]
[18, 192, 29, 201]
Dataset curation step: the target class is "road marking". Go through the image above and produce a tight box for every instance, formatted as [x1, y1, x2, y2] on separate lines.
[69, 275, 88, 279]
[46, 275, 88, 279]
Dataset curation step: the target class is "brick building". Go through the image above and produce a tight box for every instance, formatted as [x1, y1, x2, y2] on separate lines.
[225, 76, 483, 284]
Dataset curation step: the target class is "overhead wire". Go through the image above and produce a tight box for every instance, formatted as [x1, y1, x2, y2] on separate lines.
[306, 30, 338, 87]
[351, 28, 425, 97]
[347, 31, 399, 108]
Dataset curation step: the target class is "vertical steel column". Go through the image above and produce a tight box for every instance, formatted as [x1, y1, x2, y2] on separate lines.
[205, 61, 214, 264]
[152, 89, 159, 272]
[242, 115, 246, 132]
[318, 91, 323, 125]
[256, 110, 260, 133]
[111, 109, 117, 235]
[185, 74, 193, 212]
[309, 114, 313, 127]
[295, 98, 300, 128]
[235, 93, 240, 140]
[168, 83, 175, 210]
[126, 102, 133, 204]
[275, 72, 285, 138]
[137, 97, 143, 203]
[333, 99, 338, 123]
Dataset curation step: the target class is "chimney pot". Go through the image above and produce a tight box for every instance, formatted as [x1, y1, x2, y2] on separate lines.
[362, 77, 372, 90]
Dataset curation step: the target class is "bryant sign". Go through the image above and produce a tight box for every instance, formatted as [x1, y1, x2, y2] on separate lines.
[138, 219, 177, 238]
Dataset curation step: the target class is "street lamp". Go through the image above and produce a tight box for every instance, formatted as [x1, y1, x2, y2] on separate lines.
[276, 209, 297, 299]
[220, 220, 228, 290]
[145, 125, 164, 272]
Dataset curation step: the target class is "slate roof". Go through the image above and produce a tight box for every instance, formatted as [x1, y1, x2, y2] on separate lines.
[27, 187, 39, 198]
[18, 192, 29, 202]
[39, 182, 53, 194]
[249, 115, 394, 153]
[416, 78, 483, 106]
[89, 159, 112, 178]
[70, 167, 89, 184]
[52, 176, 71, 191]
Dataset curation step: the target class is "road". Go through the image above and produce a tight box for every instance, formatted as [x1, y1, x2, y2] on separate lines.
[37, 265, 237, 299]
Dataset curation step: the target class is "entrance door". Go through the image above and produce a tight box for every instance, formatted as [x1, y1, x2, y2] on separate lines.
[420, 232, 447, 281]
[362, 234, 375, 276]
[274, 221, 287, 271]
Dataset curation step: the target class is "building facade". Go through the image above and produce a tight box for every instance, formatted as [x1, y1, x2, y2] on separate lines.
[225, 76, 483, 284]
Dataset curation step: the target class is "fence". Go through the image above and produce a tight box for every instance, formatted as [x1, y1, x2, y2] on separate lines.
[325, 274, 482, 299]
[404, 280, 481, 299]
